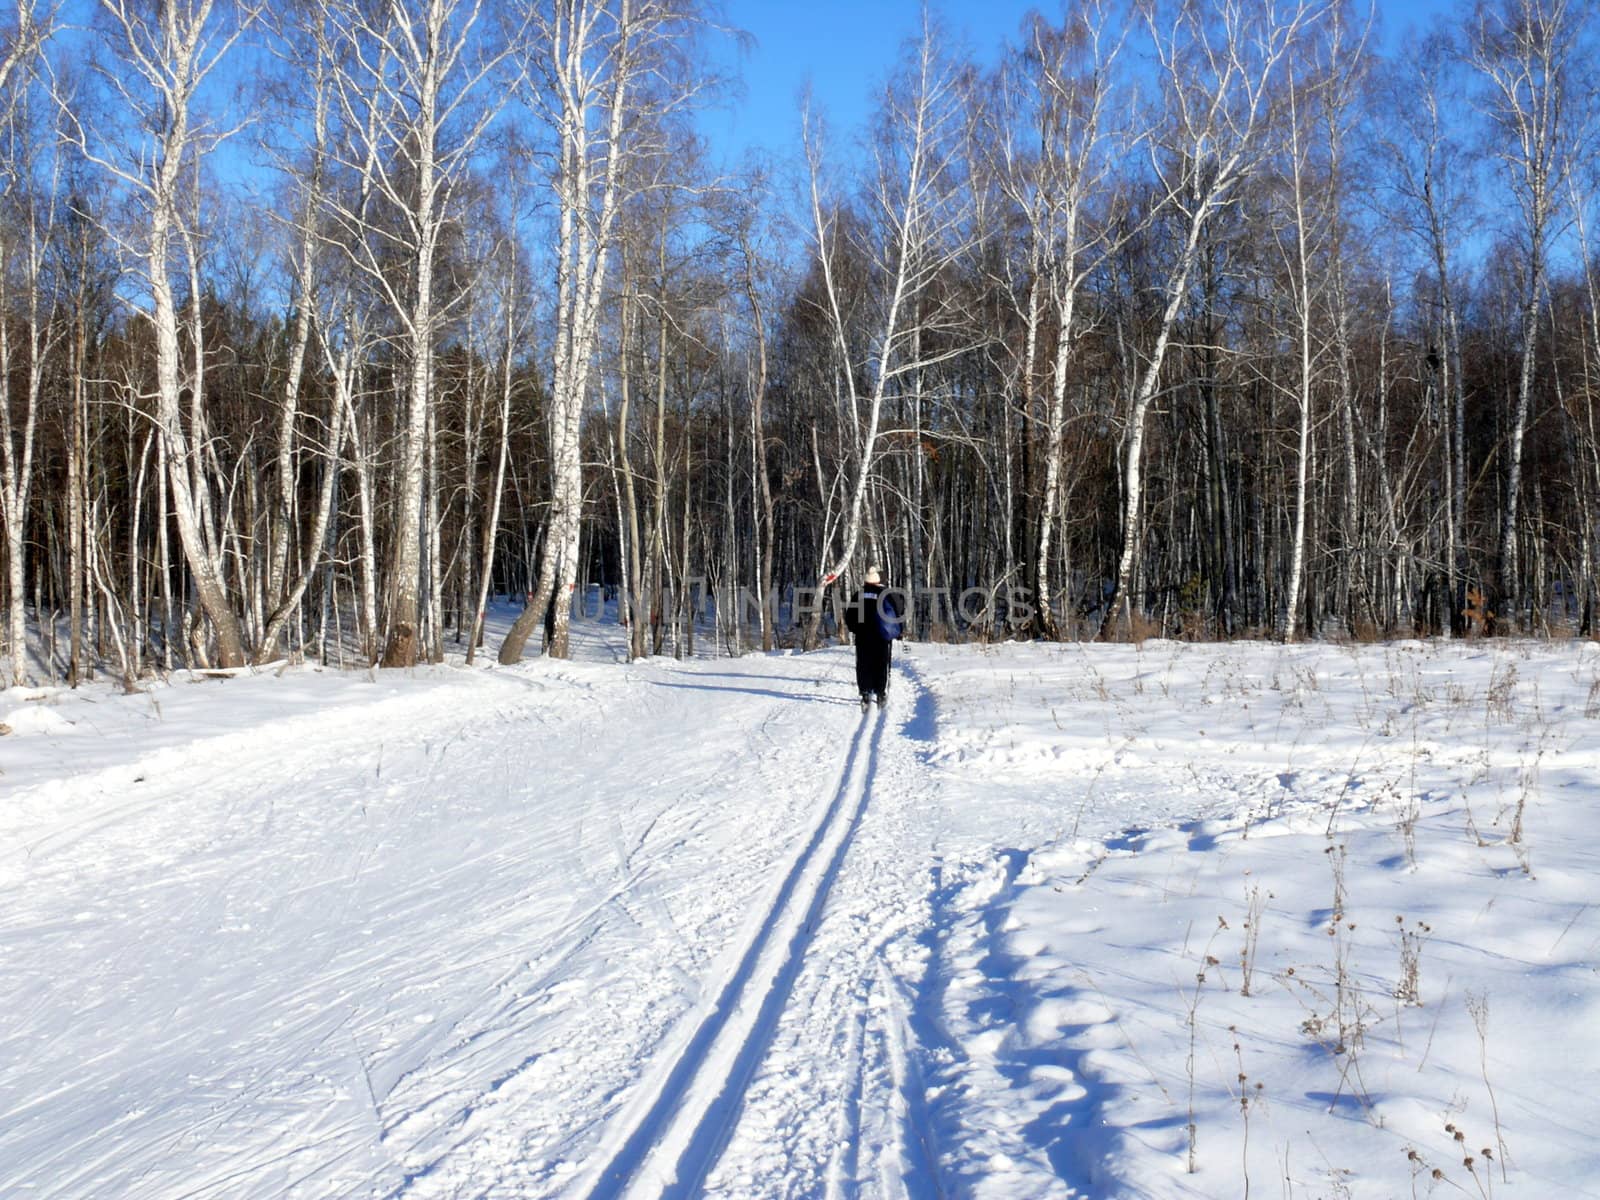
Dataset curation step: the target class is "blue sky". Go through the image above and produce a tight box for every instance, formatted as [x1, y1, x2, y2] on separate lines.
[700, 0, 1465, 167]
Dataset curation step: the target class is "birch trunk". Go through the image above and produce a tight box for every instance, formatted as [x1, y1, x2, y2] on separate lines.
[1281, 79, 1318, 642]
[1472, 0, 1575, 632]
[261, 56, 328, 658]
[467, 271, 518, 664]
[255, 358, 346, 663]
[0, 13, 53, 685]
[502, 0, 644, 662]
[379, 4, 442, 669]
[740, 233, 777, 651]
[1099, 0, 1309, 639]
[149, 4, 245, 666]
[811, 20, 968, 594]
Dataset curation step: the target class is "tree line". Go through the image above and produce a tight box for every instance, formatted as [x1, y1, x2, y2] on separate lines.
[2, 0, 1597, 686]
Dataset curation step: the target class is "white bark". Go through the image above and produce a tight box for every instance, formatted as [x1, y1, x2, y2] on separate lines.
[1100, 0, 1313, 638]
[260, 37, 331, 657]
[1278, 41, 1350, 642]
[501, 0, 655, 663]
[255, 350, 346, 664]
[1383, 37, 1472, 627]
[811, 17, 971, 594]
[1471, 0, 1581, 630]
[0, 1, 50, 98]
[737, 214, 777, 652]
[0, 3, 58, 684]
[69, 0, 259, 668]
[467, 258, 521, 665]
[1280, 81, 1316, 642]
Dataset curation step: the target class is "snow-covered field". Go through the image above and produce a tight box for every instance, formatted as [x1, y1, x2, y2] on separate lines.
[2, 624, 1597, 1198]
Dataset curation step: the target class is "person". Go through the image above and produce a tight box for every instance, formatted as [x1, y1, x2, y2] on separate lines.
[843, 565, 901, 711]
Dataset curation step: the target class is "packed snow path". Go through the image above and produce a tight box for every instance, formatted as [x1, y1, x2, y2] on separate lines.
[1, 647, 949, 1199]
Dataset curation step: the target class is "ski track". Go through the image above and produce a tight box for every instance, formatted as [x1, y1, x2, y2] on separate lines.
[578, 703, 884, 1199]
[692, 658, 950, 1200]
[546, 652, 953, 1200]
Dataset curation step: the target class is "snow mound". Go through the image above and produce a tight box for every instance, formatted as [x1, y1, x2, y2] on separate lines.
[1, 702, 78, 736]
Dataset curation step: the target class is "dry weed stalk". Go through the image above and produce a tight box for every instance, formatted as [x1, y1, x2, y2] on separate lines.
[1286, 842, 1377, 1117]
[1465, 992, 1509, 1182]
[1183, 925, 1226, 1175]
[1392, 915, 1431, 1006]
[1231, 1029, 1264, 1200]
[1502, 734, 1547, 877]
[1397, 720, 1423, 868]
[1239, 882, 1268, 997]
[1486, 661, 1518, 725]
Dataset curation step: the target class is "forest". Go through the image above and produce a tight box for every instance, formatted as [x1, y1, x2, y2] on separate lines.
[2, 0, 1598, 686]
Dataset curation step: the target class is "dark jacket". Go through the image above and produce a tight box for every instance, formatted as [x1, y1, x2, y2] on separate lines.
[843, 583, 895, 641]
[843, 582, 896, 695]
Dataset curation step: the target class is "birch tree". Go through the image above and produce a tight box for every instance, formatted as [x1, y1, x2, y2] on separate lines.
[989, 3, 1125, 639]
[1273, 47, 1327, 641]
[500, 0, 631, 662]
[253, 7, 334, 662]
[1099, 0, 1315, 638]
[1382, 29, 1475, 632]
[0, 2, 58, 684]
[322, 0, 504, 667]
[808, 16, 971, 599]
[65, 0, 260, 668]
[732, 169, 782, 651]
[0, 2, 50, 95]
[1470, 0, 1586, 631]
[465, 241, 524, 665]
[501, 0, 701, 662]
[1268, 8, 1370, 640]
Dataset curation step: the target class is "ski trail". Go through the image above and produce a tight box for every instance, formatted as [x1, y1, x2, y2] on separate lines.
[366, 659, 863, 1198]
[877, 960, 945, 1199]
[582, 706, 889, 1200]
[697, 653, 947, 1198]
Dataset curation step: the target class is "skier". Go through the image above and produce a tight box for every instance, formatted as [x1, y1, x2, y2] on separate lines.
[843, 566, 901, 711]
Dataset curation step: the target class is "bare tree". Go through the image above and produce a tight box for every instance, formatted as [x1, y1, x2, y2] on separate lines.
[987, 2, 1126, 639]
[1273, 10, 1366, 639]
[1470, 0, 1587, 631]
[64, 0, 262, 668]
[321, 0, 505, 666]
[252, 7, 335, 662]
[500, 0, 704, 662]
[1099, 0, 1316, 638]
[0, 1, 52, 97]
[1381, 27, 1477, 632]
[733, 168, 782, 651]
[808, 15, 972, 604]
[0, 2, 60, 684]
[466, 206, 530, 664]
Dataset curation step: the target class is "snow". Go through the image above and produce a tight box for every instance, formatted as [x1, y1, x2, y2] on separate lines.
[915, 640, 1600, 1198]
[2, 625, 1597, 1198]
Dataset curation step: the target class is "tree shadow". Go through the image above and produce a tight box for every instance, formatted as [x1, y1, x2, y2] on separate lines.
[663, 670, 825, 688]
[645, 679, 856, 706]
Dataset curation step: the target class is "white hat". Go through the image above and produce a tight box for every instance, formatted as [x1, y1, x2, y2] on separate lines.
[864, 566, 882, 585]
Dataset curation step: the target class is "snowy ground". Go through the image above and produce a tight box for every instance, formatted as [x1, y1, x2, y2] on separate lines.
[2, 621, 1597, 1198]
